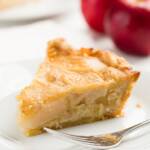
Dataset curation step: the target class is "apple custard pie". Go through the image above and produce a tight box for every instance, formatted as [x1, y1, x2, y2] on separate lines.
[17, 38, 140, 136]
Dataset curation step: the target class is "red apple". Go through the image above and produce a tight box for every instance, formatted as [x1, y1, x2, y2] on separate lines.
[104, 0, 150, 56]
[81, 0, 111, 33]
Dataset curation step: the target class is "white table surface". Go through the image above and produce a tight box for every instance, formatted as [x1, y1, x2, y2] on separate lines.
[0, 1, 149, 149]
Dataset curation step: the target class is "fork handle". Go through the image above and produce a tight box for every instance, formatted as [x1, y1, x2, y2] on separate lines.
[122, 119, 150, 136]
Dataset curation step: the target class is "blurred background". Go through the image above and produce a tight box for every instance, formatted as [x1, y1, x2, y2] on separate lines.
[0, 0, 149, 62]
[0, 2, 149, 150]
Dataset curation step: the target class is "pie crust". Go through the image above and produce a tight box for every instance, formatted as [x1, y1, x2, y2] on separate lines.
[17, 38, 140, 136]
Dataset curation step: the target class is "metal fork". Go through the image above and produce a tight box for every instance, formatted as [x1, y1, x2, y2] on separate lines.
[44, 119, 150, 149]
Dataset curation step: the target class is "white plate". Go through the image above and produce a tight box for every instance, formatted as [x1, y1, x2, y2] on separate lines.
[0, 60, 150, 150]
[0, 0, 74, 22]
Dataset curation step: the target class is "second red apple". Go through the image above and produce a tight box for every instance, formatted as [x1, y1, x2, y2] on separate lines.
[104, 0, 150, 56]
[81, 0, 110, 33]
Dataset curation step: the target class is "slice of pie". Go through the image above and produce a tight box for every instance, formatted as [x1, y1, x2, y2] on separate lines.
[17, 38, 140, 136]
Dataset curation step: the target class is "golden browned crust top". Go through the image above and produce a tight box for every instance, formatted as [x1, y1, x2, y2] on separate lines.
[47, 38, 131, 71]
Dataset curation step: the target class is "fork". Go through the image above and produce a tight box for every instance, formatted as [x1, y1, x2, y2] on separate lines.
[44, 119, 150, 149]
